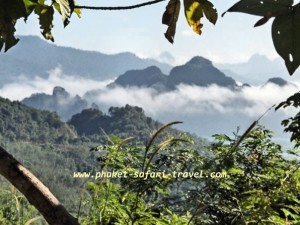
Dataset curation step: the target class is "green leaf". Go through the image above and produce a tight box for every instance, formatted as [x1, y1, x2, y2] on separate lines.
[162, 0, 181, 43]
[0, 0, 35, 51]
[201, 0, 218, 25]
[223, 0, 294, 17]
[272, 4, 300, 75]
[54, 0, 74, 27]
[23, 0, 38, 18]
[34, 4, 54, 41]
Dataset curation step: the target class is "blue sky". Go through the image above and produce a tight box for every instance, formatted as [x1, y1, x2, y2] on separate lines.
[15, 0, 279, 65]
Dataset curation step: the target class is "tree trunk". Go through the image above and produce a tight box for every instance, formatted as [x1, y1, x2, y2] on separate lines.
[0, 146, 80, 225]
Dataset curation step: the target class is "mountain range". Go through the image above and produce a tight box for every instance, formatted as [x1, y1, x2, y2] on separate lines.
[217, 54, 300, 84]
[2, 35, 299, 87]
[108, 56, 237, 91]
[0, 35, 171, 85]
[2, 35, 299, 148]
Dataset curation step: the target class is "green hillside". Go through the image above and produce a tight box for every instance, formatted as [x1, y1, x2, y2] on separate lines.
[0, 97, 77, 144]
[0, 97, 208, 220]
[68, 104, 167, 143]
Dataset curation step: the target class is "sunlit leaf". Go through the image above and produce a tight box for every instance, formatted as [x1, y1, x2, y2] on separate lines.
[74, 8, 81, 18]
[184, 0, 217, 35]
[184, 0, 203, 34]
[272, 4, 300, 75]
[162, 0, 181, 43]
[54, 0, 74, 27]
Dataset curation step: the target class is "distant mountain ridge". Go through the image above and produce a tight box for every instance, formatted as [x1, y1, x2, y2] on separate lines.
[217, 54, 300, 84]
[264, 77, 298, 88]
[22, 86, 89, 121]
[167, 56, 237, 89]
[0, 35, 171, 85]
[109, 66, 168, 89]
[109, 56, 237, 90]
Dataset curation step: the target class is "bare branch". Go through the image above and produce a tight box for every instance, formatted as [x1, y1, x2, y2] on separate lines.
[75, 0, 166, 10]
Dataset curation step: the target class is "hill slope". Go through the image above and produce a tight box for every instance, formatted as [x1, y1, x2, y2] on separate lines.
[0, 97, 77, 143]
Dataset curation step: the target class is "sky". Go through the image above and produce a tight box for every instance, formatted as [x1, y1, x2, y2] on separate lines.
[15, 0, 279, 65]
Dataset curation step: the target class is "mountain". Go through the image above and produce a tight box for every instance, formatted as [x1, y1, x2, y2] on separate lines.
[217, 54, 300, 84]
[22, 86, 89, 121]
[0, 35, 172, 85]
[108, 56, 238, 91]
[264, 77, 298, 87]
[166, 56, 237, 89]
[108, 66, 168, 89]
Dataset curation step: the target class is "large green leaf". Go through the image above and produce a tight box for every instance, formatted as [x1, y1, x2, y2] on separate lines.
[184, 0, 217, 35]
[272, 4, 300, 75]
[162, 0, 181, 43]
[223, 0, 294, 17]
[0, 0, 36, 51]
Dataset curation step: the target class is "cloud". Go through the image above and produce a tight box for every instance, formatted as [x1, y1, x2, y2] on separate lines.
[2, 68, 297, 119]
[0, 68, 112, 100]
[84, 83, 299, 144]
[0, 69, 298, 142]
[87, 83, 299, 118]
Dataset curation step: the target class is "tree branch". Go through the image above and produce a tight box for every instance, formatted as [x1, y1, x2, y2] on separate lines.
[75, 0, 165, 10]
[0, 146, 79, 225]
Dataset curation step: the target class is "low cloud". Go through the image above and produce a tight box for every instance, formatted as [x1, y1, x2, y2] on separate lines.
[87, 83, 299, 118]
[0, 68, 112, 100]
[0, 68, 298, 141]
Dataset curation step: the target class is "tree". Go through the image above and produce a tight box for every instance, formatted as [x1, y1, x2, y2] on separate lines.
[0, 0, 299, 74]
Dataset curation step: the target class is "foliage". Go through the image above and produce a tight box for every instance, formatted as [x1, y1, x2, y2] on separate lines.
[79, 122, 202, 224]
[162, 0, 217, 43]
[0, 96, 77, 144]
[77, 123, 300, 224]
[190, 125, 300, 224]
[0, 0, 78, 52]
[68, 104, 188, 143]
[223, 0, 300, 75]
[1, 117, 300, 224]
[276, 91, 300, 148]
[0, 180, 46, 225]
